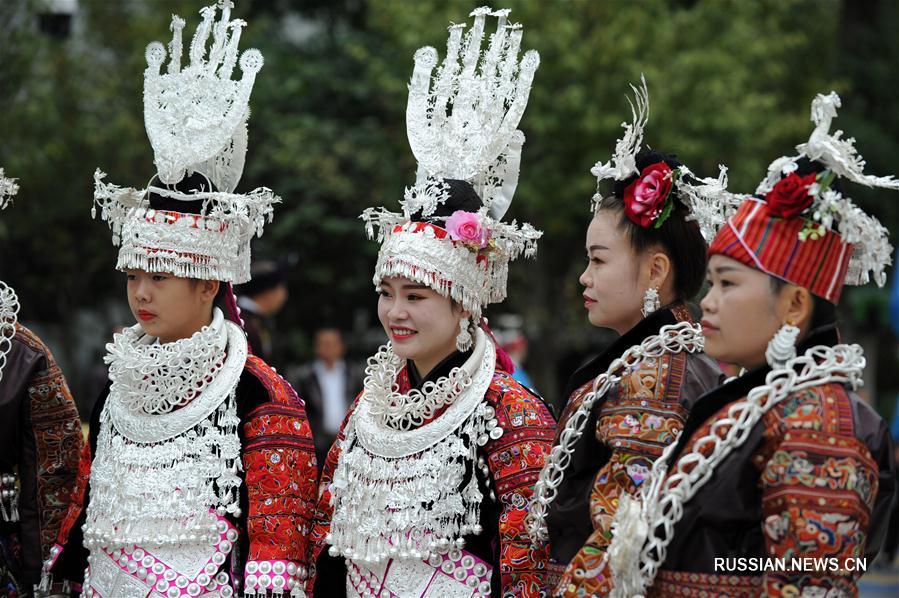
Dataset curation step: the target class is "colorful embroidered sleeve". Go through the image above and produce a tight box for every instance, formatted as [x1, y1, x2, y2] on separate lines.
[557, 352, 688, 597]
[484, 373, 556, 597]
[15, 326, 84, 584]
[47, 440, 91, 576]
[242, 356, 318, 597]
[758, 385, 879, 597]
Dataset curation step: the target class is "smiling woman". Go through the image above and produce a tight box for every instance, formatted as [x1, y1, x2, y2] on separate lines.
[308, 8, 558, 597]
[311, 176, 557, 596]
[376, 278, 465, 379]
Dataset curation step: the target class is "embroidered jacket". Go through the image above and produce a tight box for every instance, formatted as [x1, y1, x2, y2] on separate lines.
[52, 353, 317, 597]
[649, 325, 896, 597]
[309, 355, 557, 597]
[0, 324, 83, 592]
[544, 305, 724, 596]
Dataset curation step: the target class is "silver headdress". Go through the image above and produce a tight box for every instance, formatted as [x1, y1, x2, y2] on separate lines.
[753, 91, 898, 287]
[361, 7, 542, 320]
[590, 77, 741, 241]
[0, 168, 19, 210]
[92, 1, 278, 284]
[0, 168, 20, 384]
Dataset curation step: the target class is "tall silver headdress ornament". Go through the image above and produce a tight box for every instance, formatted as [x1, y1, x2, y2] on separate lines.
[0, 168, 19, 210]
[753, 91, 898, 288]
[405, 6, 539, 220]
[0, 168, 21, 384]
[361, 7, 542, 320]
[590, 76, 741, 241]
[92, 1, 279, 284]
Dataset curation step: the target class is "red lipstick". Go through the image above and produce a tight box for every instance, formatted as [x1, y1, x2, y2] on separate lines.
[389, 326, 416, 343]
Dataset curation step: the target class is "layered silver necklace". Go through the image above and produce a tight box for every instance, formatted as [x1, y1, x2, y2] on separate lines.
[83, 308, 247, 550]
[0, 280, 19, 384]
[326, 328, 504, 565]
[0, 281, 18, 525]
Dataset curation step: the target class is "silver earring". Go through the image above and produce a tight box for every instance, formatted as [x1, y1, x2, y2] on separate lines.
[765, 321, 799, 369]
[456, 316, 473, 352]
[641, 287, 660, 317]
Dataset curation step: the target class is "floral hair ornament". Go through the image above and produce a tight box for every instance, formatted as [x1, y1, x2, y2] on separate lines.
[710, 91, 899, 303]
[590, 76, 740, 241]
[360, 7, 542, 321]
[91, 1, 280, 284]
[445, 210, 493, 252]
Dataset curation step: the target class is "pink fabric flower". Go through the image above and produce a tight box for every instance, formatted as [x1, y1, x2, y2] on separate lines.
[445, 210, 490, 249]
[623, 162, 674, 227]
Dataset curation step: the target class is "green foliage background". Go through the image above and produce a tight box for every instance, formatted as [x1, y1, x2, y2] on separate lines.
[2, 0, 898, 413]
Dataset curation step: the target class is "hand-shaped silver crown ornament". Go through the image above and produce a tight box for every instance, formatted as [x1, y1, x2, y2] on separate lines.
[405, 7, 539, 221]
[144, 0, 261, 193]
[361, 7, 542, 321]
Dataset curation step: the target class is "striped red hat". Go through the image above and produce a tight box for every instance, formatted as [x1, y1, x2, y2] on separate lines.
[711, 91, 899, 304]
[709, 197, 852, 303]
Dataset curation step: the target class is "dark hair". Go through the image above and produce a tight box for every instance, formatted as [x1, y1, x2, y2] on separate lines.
[410, 178, 483, 222]
[147, 172, 217, 213]
[769, 277, 837, 330]
[599, 149, 708, 300]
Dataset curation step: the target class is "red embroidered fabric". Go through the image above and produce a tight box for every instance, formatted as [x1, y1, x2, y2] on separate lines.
[650, 570, 763, 597]
[242, 355, 318, 571]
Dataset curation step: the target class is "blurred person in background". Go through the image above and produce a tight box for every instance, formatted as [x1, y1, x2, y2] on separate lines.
[292, 327, 363, 471]
[309, 8, 556, 595]
[236, 259, 289, 365]
[0, 170, 83, 597]
[605, 92, 898, 597]
[526, 80, 728, 596]
[49, 5, 318, 596]
[494, 314, 537, 392]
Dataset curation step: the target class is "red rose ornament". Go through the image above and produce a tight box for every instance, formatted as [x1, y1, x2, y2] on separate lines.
[623, 162, 674, 227]
[765, 172, 817, 219]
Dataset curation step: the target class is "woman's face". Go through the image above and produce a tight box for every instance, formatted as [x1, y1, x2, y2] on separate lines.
[700, 255, 788, 370]
[126, 269, 218, 343]
[377, 276, 465, 377]
[579, 210, 646, 335]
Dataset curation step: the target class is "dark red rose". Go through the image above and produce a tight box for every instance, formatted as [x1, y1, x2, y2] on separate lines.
[623, 162, 674, 227]
[765, 172, 817, 219]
